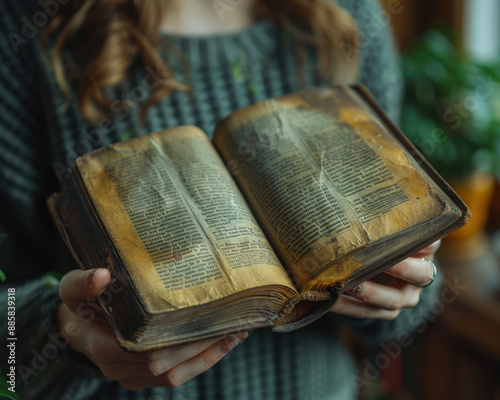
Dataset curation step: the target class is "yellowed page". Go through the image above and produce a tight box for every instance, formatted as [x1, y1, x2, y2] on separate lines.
[77, 126, 296, 314]
[213, 86, 458, 289]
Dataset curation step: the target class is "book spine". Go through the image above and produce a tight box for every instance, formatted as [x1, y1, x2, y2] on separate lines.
[47, 170, 148, 346]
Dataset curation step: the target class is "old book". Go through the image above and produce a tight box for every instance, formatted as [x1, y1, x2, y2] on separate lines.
[48, 85, 470, 351]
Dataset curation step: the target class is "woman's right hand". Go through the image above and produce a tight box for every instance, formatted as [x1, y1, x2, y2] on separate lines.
[57, 268, 247, 391]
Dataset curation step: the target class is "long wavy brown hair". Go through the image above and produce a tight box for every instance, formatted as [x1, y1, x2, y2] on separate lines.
[44, 0, 359, 124]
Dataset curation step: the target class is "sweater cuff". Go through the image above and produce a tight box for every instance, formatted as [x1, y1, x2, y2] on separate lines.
[2, 278, 104, 399]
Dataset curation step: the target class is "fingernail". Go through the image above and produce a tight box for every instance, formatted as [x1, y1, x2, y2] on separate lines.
[95, 269, 108, 282]
[220, 333, 247, 354]
[235, 331, 248, 340]
[349, 284, 363, 295]
[88, 269, 108, 289]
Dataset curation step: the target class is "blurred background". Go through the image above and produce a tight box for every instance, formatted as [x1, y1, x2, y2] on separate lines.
[349, 0, 500, 399]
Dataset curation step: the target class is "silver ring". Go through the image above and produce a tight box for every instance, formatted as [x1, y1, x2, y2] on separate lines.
[418, 258, 437, 288]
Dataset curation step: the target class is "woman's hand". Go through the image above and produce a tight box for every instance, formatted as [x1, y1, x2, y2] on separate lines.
[57, 268, 247, 390]
[330, 240, 440, 321]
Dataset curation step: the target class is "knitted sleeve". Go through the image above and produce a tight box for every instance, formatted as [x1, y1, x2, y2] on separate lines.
[0, 3, 104, 399]
[329, 0, 443, 346]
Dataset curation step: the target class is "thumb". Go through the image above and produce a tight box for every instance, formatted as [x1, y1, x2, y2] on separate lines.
[59, 268, 111, 311]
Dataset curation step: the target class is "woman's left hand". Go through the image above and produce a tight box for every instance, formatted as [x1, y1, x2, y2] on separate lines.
[329, 240, 440, 321]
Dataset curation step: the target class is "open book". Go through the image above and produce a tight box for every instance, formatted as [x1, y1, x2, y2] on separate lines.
[48, 85, 469, 351]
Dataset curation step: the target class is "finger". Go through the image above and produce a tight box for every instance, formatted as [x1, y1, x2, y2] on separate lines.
[383, 257, 435, 287]
[91, 329, 228, 365]
[145, 336, 230, 368]
[330, 295, 401, 321]
[368, 273, 405, 288]
[343, 280, 421, 311]
[59, 268, 111, 310]
[119, 333, 248, 390]
[100, 335, 229, 380]
[411, 240, 441, 258]
[81, 321, 148, 363]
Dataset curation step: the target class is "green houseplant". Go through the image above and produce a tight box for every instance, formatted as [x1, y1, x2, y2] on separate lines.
[401, 29, 500, 181]
[401, 29, 500, 251]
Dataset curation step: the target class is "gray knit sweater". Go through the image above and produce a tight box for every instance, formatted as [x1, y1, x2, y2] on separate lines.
[0, 1, 441, 399]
